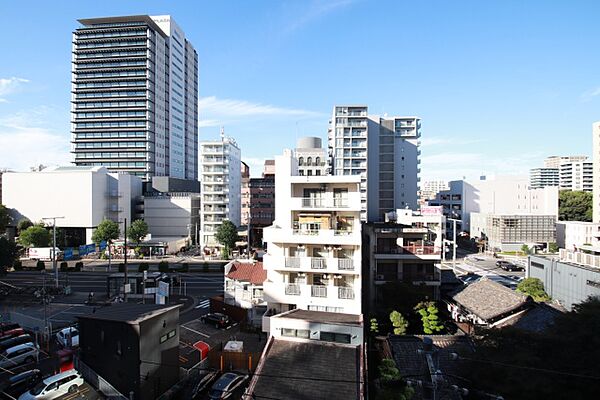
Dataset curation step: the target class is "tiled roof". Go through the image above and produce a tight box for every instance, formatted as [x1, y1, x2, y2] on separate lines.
[451, 278, 530, 321]
[225, 261, 267, 285]
[250, 339, 361, 400]
[496, 302, 564, 332]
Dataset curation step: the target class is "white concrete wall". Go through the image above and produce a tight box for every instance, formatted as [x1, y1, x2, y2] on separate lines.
[269, 314, 363, 345]
[144, 195, 196, 237]
[556, 221, 600, 249]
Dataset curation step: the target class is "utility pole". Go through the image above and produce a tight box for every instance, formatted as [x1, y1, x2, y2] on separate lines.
[123, 218, 128, 302]
[247, 211, 251, 259]
[447, 218, 460, 270]
[42, 216, 64, 288]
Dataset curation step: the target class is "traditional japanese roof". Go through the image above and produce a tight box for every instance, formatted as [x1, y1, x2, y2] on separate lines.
[451, 278, 531, 321]
[225, 261, 267, 285]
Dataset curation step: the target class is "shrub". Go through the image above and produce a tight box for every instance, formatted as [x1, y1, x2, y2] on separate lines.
[517, 277, 550, 302]
[118, 263, 125, 273]
[158, 261, 169, 273]
[180, 263, 189, 272]
[60, 261, 68, 272]
[202, 264, 209, 273]
[36, 260, 45, 271]
[13, 260, 23, 271]
[74, 261, 83, 272]
[138, 262, 149, 273]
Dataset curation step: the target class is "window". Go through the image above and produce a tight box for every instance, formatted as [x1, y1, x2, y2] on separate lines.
[298, 157, 304, 166]
[160, 329, 177, 344]
[320, 331, 351, 344]
[281, 328, 310, 338]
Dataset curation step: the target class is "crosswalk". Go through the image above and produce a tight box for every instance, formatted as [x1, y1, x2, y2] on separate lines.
[194, 299, 210, 309]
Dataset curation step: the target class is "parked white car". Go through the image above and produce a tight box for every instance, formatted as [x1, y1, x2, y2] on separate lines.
[18, 370, 84, 400]
[0, 343, 39, 370]
[56, 327, 79, 349]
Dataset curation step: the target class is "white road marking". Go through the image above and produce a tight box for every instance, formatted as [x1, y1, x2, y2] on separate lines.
[194, 300, 210, 309]
[181, 325, 210, 338]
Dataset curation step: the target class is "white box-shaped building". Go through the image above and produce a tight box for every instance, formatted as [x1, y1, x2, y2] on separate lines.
[2, 166, 142, 243]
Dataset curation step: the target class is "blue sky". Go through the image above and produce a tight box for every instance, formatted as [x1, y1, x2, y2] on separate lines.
[0, 0, 596, 180]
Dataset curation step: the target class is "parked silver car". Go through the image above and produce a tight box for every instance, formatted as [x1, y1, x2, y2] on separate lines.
[0, 343, 39, 370]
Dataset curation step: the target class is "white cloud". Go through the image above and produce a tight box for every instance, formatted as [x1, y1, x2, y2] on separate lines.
[581, 86, 600, 102]
[198, 96, 324, 128]
[0, 77, 29, 102]
[284, 0, 358, 33]
[420, 150, 543, 182]
[0, 109, 70, 171]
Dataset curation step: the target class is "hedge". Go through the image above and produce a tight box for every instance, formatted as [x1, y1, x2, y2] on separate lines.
[158, 261, 169, 273]
[138, 262, 149, 272]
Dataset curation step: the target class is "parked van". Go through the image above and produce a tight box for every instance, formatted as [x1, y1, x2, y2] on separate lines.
[18, 370, 83, 400]
[0, 343, 39, 369]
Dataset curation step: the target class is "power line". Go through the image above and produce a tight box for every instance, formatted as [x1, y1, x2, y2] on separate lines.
[459, 357, 600, 381]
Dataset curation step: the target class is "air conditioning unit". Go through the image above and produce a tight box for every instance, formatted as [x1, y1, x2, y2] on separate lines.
[376, 274, 386, 281]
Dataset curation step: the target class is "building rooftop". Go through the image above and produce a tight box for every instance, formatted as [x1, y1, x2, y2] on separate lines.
[451, 278, 531, 321]
[225, 261, 267, 285]
[77, 15, 167, 37]
[77, 304, 180, 324]
[289, 175, 361, 184]
[274, 309, 362, 326]
[387, 335, 473, 400]
[249, 338, 361, 400]
[496, 302, 564, 333]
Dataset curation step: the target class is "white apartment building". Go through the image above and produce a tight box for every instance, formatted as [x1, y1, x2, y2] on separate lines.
[544, 155, 588, 168]
[71, 15, 198, 181]
[430, 176, 558, 238]
[295, 137, 328, 176]
[559, 160, 593, 192]
[199, 132, 241, 247]
[595, 123, 600, 223]
[2, 166, 142, 243]
[328, 105, 420, 222]
[262, 149, 363, 320]
[530, 167, 559, 189]
[556, 221, 600, 250]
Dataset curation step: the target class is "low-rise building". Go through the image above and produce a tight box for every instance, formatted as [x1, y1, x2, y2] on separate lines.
[77, 304, 180, 399]
[2, 166, 143, 244]
[470, 213, 556, 252]
[224, 260, 267, 325]
[362, 207, 445, 309]
[448, 279, 533, 331]
[556, 221, 600, 250]
[528, 250, 600, 311]
[244, 309, 364, 400]
[143, 192, 201, 242]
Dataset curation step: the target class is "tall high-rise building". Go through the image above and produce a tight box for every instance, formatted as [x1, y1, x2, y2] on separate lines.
[71, 15, 199, 181]
[328, 105, 421, 222]
[418, 180, 449, 207]
[199, 132, 241, 248]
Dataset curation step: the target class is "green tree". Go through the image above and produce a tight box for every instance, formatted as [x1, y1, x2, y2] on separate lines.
[377, 359, 415, 400]
[0, 237, 17, 268]
[92, 219, 120, 245]
[520, 244, 530, 255]
[17, 218, 33, 233]
[215, 220, 238, 259]
[389, 311, 409, 335]
[370, 318, 379, 335]
[548, 242, 559, 253]
[415, 302, 444, 334]
[127, 219, 148, 245]
[18, 225, 50, 247]
[559, 190, 592, 222]
[516, 277, 550, 302]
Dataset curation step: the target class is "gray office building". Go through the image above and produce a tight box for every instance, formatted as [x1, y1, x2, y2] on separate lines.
[71, 15, 198, 181]
[328, 105, 421, 222]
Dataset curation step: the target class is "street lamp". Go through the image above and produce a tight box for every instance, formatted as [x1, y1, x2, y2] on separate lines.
[42, 216, 64, 288]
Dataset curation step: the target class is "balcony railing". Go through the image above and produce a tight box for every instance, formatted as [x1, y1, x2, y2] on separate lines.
[285, 257, 300, 268]
[311, 258, 326, 269]
[285, 284, 301, 295]
[300, 197, 349, 208]
[311, 285, 327, 298]
[375, 245, 441, 256]
[338, 287, 354, 299]
[337, 259, 354, 270]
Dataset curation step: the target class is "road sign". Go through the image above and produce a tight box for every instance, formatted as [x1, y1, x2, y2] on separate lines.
[158, 281, 169, 297]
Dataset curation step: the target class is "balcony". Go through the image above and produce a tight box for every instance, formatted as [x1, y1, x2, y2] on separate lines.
[268, 255, 356, 273]
[285, 284, 301, 295]
[290, 192, 361, 211]
[311, 285, 327, 298]
[338, 287, 354, 300]
[264, 227, 361, 246]
[337, 258, 354, 270]
[311, 258, 326, 269]
[374, 244, 441, 259]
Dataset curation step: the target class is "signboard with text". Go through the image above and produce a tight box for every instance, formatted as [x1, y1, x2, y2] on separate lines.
[420, 206, 443, 216]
